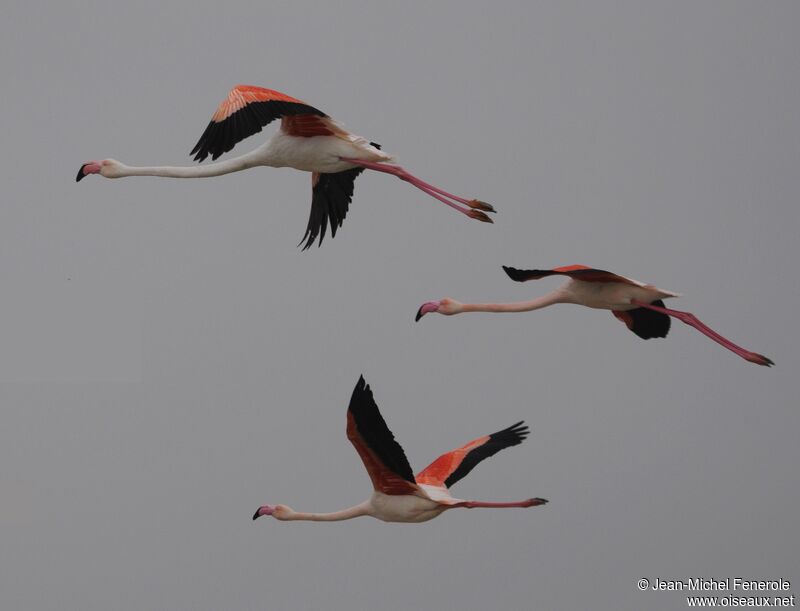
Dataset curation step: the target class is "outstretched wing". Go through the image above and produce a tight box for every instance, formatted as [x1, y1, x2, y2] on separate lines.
[503, 265, 643, 287]
[346, 376, 418, 495]
[300, 143, 381, 250]
[613, 299, 671, 339]
[190, 85, 326, 162]
[416, 421, 529, 489]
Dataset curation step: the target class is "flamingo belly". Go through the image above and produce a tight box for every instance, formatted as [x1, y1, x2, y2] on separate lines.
[369, 492, 448, 523]
[263, 132, 391, 173]
[564, 280, 679, 311]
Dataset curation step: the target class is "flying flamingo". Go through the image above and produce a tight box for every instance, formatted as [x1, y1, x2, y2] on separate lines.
[415, 265, 774, 367]
[76, 85, 494, 249]
[252, 376, 547, 524]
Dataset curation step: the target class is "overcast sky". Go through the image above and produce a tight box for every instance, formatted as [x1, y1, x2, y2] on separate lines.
[1, 2, 798, 610]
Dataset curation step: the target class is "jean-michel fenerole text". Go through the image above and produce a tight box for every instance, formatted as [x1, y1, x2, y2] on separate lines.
[650, 578, 791, 592]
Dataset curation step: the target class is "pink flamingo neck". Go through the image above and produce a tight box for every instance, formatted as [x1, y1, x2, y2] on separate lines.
[114, 150, 265, 179]
[284, 503, 371, 522]
[460, 291, 567, 314]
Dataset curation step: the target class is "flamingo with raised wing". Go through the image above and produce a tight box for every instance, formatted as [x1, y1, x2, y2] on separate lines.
[252, 376, 547, 524]
[76, 85, 494, 249]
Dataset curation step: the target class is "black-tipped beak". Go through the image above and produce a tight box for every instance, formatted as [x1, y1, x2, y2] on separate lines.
[76, 164, 88, 182]
[252, 509, 262, 521]
[415, 306, 424, 322]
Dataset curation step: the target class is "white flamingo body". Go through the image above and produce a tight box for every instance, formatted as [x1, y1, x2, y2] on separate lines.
[558, 277, 680, 311]
[260, 130, 388, 173]
[370, 484, 470, 523]
[369, 491, 450, 523]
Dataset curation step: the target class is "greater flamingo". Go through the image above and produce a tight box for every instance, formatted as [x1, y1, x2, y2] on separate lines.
[252, 376, 547, 524]
[76, 85, 494, 249]
[416, 265, 774, 367]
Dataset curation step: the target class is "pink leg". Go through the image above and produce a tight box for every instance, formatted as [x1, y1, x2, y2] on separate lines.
[458, 498, 548, 509]
[631, 301, 774, 367]
[402, 174, 494, 211]
[341, 158, 495, 223]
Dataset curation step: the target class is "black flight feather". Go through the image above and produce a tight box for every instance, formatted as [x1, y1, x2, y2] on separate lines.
[299, 143, 381, 250]
[348, 376, 416, 483]
[190, 100, 326, 162]
[624, 299, 671, 339]
[445, 421, 529, 488]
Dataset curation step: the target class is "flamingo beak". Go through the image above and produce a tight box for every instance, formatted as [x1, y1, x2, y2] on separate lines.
[76, 161, 102, 182]
[415, 301, 440, 322]
[252, 505, 275, 520]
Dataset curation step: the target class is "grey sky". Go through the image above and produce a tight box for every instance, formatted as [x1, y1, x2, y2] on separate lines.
[1, 2, 798, 610]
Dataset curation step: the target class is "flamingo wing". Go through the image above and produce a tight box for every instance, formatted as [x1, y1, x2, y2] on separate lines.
[416, 421, 529, 488]
[346, 376, 418, 496]
[613, 300, 671, 339]
[503, 264, 643, 287]
[300, 142, 382, 250]
[190, 85, 326, 162]
[281, 114, 349, 138]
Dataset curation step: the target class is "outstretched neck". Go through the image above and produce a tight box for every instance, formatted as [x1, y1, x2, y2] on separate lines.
[114, 149, 267, 179]
[286, 502, 371, 522]
[461, 290, 569, 314]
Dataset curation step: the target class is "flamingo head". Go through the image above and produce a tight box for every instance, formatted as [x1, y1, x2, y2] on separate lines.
[76, 159, 123, 182]
[252, 504, 292, 521]
[415, 298, 463, 321]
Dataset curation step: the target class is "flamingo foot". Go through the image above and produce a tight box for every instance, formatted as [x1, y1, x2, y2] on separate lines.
[467, 209, 494, 223]
[746, 353, 774, 367]
[467, 199, 496, 213]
